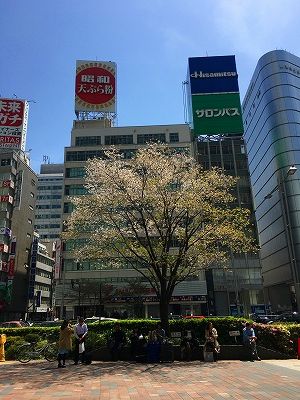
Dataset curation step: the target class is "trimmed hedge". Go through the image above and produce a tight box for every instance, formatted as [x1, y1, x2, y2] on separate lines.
[1, 318, 299, 358]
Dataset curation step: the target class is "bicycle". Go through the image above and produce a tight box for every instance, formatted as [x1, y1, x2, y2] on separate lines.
[16, 341, 58, 363]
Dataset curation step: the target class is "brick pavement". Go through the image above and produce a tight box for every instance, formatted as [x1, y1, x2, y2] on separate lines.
[0, 360, 299, 399]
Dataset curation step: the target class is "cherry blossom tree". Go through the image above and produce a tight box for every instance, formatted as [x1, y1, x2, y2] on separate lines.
[65, 144, 255, 331]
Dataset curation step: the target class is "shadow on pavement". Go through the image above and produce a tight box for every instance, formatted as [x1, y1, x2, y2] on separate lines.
[1, 360, 237, 389]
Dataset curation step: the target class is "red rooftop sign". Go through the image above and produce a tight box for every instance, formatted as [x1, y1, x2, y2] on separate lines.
[75, 60, 116, 113]
[0, 98, 28, 150]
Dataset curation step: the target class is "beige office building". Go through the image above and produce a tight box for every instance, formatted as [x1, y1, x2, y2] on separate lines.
[55, 120, 209, 319]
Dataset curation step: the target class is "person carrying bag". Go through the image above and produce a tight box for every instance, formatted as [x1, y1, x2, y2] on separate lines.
[74, 317, 88, 365]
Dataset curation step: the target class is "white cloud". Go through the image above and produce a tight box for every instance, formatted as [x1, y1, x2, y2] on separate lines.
[214, 0, 299, 59]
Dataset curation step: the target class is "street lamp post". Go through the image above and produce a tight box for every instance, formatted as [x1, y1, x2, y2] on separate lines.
[264, 165, 300, 312]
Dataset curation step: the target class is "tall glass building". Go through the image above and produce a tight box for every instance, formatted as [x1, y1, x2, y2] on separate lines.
[243, 50, 300, 313]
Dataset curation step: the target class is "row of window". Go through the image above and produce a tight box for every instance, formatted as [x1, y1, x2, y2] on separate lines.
[37, 253, 54, 266]
[37, 195, 62, 200]
[40, 234, 60, 239]
[63, 258, 144, 271]
[36, 269, 52, 279]
[35, 224, 61, 229]
[34, 283, 51, 291]
[74, 133, 180, 147]
[65, 185, 88, 196]
[66, 146, 189, 162]
[198, 143, 245, 156]
[36, 204, 62, 209]
[65, 167, 86, 178]
[0, 158, 17, 168]
[37, 185, 63, 191]
[38, 178, 63, 182]
[75, 136, 102, 146]
[35, 214, 61, 219]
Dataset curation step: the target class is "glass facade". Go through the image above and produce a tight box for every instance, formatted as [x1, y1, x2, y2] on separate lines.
[243, 50, 300, 313]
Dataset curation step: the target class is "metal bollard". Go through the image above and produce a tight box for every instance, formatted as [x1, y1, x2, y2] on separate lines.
[0, 334, 6, 362]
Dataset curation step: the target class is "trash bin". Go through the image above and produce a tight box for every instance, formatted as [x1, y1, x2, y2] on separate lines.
[0, 334, 6, 362]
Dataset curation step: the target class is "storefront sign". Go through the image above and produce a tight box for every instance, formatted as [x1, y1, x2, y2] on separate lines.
[0, 227, 12, 237]
[0, 244, 9, 253]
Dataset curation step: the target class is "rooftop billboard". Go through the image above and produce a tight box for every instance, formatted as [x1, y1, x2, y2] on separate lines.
[0, 98, 29, 150]
[187, 55, 243, 136]
[191, 93, 243, 135]
[188, 55, 239, 95]
[75, 60, 116, 113]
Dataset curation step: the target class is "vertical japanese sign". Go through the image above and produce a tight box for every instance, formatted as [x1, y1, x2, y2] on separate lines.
[0, 98, 29, 150]
[54, 239, 62, 280]
[187, 55, 243, 136]
[75, 60, 116, 113]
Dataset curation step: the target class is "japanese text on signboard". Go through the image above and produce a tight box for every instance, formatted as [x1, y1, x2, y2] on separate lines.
[0, 98, 27, 149]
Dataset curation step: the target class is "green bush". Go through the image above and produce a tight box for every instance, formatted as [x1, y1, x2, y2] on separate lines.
[4, 336, 26, 360]
[85, 332, 107, 350]
[24, 333, 41, 343]
[1, 318, 299, 357]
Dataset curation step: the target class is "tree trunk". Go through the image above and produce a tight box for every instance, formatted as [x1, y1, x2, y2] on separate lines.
[159, 295, 170, 335]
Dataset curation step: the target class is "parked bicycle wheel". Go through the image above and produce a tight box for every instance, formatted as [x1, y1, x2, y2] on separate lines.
[16, 344, 32, 363]
[44, 342, 58, 362]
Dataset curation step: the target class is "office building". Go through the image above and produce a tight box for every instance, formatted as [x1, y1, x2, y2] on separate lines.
[0, 151, 37, 320]
[186, 55, 264, 316]
[55, 120, 210, 319]
[35, 163, 64, 241]
[26, 233, 54, 321]
[243, 50, 300, 313]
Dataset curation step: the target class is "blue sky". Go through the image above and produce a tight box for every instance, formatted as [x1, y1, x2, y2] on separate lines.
[1, 0, 300, 172]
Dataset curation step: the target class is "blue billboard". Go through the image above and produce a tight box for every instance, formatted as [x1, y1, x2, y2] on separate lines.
[188, 55, 239, 95]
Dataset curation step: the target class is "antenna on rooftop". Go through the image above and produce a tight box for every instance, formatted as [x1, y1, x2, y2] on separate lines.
[43, 155, 50, 164]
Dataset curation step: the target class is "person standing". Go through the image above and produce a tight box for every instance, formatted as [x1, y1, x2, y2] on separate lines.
[155, 323, 166, 343]
[57, 320, 73, 368]
[243, 322, 261, 361]
[74, 317, 88, 365]
[109, 323, 126, 361]
[204, 322, 220, 362]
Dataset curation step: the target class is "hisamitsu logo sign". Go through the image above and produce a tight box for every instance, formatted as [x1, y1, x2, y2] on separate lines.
[188, 55, 239, 95]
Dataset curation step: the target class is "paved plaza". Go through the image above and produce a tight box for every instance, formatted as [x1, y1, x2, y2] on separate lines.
[0, 359, 299, 399]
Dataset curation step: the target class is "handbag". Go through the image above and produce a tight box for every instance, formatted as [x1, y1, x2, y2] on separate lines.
[79, 342, 85, 354]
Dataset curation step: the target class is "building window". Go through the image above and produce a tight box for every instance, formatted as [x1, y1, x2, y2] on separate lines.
[37, 185, 63, 191]
[169, 132, 179, 143]
[66, 150, 104, 162]
[75, 136, 102, 146]
[31, 179, 36, 186]
[64, 202, 74, 214]
[65, 167, 86, 178]
[65, 185, 87, 196]
[37, 195, 62, 200]
[26, 233, 31, 238]
[30, 192, 35, 198]
[0, 159, 11, 166]
[120, 149, 136, 159]
[137, 133, 166, 144]
[28, 219, 32, 224]
[29, 205, 33, 210]
[105, 135, 133, 145]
